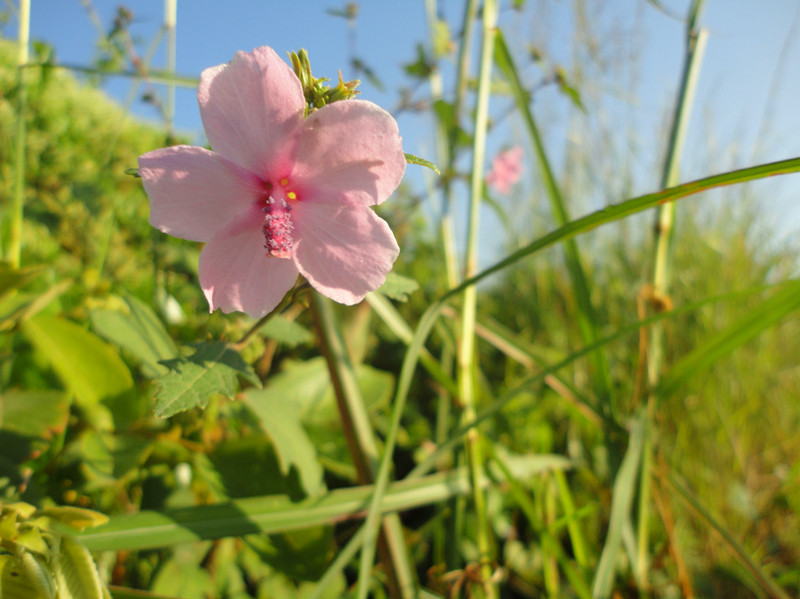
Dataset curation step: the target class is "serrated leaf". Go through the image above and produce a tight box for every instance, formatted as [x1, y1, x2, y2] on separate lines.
[244, 390, 325, 497]
[153, 342, 259, 418]
[260, 316, 314, 347]
[21, 315, 133, 410]
[376, 272, 420, 302]
[90, 294, 179, 378]
[52, 535, 107, 599]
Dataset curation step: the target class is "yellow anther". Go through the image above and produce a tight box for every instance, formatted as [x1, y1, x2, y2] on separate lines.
[280, 177, 289, 186]
[287, 191, 297, 200]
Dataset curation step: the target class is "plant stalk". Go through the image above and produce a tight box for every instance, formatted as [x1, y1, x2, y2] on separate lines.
[639, 0, 708, 586]
[164, 0, 177, 134]
[458, 1, 498, 596]
[309, 293, 417, 599]
[8, 0, 30, 267]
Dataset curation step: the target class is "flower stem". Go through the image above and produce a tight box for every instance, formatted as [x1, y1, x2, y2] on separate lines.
[233, 279, 309, 350]
[459, 1, 498, 596]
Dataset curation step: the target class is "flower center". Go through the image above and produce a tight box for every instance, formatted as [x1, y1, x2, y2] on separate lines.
[262, 177, 297, 258]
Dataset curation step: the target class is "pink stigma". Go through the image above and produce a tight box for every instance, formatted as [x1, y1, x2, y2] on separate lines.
[262, 197, 294, 258]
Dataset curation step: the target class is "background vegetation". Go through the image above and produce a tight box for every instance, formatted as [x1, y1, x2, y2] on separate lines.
[2, 1, 800, 598]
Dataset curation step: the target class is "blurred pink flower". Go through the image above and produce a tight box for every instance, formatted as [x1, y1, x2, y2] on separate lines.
[139, 46, 405, 318]
[486, 146, 523, 195]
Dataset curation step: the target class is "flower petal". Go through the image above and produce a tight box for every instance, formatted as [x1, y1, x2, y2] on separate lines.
[139, 146, 264, 242]
[292, 100, 405, 207]
[198, 46, 304, 176]
[199, 206, 299, 317]
[292, 201, 399, 305]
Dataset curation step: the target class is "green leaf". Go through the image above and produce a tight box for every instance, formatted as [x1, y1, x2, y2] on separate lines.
[0, 280, 72, 333]
[90, 294, 179, 378]
[15, 551, 55, 599]
[52, 535, 107, 599]
[431, 19, 452, 57]
[207, 437, 306, 500]
[260, 315, 314, 347]
[247, 526, 334, 581]
[38, 507, 108, 531]
[153, 342, 259, 418]
[0, 262, 42, 298]
[0, 390, 69, 440]
[21, 315, 133, 410]
[249, 357, 392, 473]
[77, 453, 564, 552]
[376, 272, 420, 302]
[0, 553, 52, 599]
[592, 409, 646, 598]
[150, 549, 213, 599]
[554, 66, 585, 112]
[403, 44, 433, 79]
[404, 152, 440, 175]
[494, 30, 613, 415]
[657, 280, 800, 398]
[665, 470, 792, 599]
[244, 390, 325, 497]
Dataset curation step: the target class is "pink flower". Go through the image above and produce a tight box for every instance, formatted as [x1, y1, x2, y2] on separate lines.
[138, 47, 405, 318]
[486, 146, 523, 195]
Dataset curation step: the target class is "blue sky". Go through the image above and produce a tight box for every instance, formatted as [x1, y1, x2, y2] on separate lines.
[6, 0, 800, 251]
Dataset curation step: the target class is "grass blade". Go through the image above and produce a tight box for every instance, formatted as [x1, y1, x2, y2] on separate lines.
[77, 456, 563, 552]
[494, 29, 613, 419]
[657, 279, 800, 398]
[591, 409, 646, 598]
[662, 467, 791, 599]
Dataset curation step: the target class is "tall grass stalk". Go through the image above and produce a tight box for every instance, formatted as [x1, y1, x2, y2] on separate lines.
[164, 0, 177, 133]
[424, 0, 460, 570]
[493, 32, 613, 424]
[8, 0, 30, 268]
[439, 0, 478, 291]
[458, 1, 498, 596]
[310, 293, 417, 599]
[640, 0, 708, 585]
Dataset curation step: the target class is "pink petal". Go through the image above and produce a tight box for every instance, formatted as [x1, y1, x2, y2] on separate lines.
[198, 46, 305, 177]
[486, 146, 523, 195]
[291, 100, 405, 207]
[139, 146, 264, 242]
[198, 206, 299, 317]
[292, 201, 399, 305]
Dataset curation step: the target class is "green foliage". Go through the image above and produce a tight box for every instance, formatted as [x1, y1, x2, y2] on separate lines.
[2, 4, 800, 598]
[0, 502, 110, 599]
[154, 342, 260, 418]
